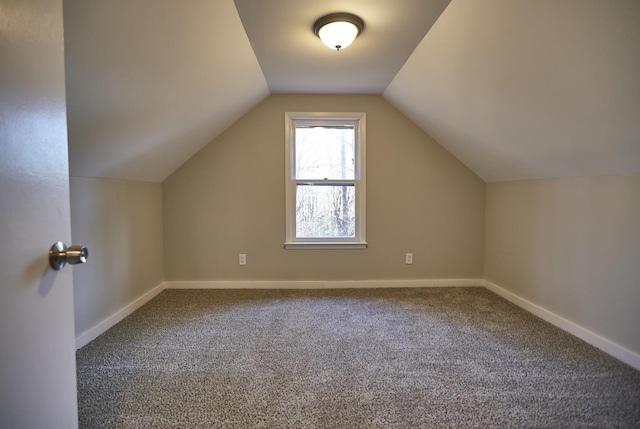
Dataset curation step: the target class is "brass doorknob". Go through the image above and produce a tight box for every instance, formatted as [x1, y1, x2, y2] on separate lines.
[49, 242, 88, 271]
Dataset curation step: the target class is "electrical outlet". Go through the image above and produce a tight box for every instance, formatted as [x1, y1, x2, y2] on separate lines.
[405, 253, 413, 265]
[239, 253, 246, 266]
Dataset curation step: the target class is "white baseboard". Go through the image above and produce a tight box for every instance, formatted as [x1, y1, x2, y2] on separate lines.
[75, 279, 481, 348]
[165, 278, 484, 290]
[75, 282, 166, 349]
[76, 278, 639, 372]
[482, 280, 640, 371]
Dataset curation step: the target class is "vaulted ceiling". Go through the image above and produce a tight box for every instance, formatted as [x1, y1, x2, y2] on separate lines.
[63, 0, 640, 183]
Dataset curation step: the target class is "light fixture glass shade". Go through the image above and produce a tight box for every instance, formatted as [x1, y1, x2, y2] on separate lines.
[313, 13, 364, 51]
[318, 21, 359, 51]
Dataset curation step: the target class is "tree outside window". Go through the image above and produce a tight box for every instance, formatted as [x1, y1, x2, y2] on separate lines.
[285, 112, 366, 249]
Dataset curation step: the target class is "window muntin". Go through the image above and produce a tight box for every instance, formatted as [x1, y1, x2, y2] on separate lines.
[285, 112, 366, 249]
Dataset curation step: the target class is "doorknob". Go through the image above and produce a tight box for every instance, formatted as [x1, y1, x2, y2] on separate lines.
[49, 242, 88, 271]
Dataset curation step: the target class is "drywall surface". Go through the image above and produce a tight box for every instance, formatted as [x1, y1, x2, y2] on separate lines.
[64, 0, 268, 182]
[485, 174, 640, 355]
[163, 94, 485, 281]
[70, 177, 164, 337]
[386, 0, 640, 182]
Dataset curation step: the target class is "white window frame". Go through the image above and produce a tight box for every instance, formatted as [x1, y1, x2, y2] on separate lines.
[284, 112, 367, 249]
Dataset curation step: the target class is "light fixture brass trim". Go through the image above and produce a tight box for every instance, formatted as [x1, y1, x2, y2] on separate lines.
[313, 12, 365, 50]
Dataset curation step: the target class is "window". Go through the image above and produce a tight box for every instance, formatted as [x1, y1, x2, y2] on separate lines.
[285, 112, 366, 249]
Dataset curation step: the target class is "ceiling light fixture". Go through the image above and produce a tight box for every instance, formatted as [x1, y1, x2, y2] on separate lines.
[313, 12, 364, 51]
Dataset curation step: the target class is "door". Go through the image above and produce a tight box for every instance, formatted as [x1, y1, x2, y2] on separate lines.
[0, 0, 79, 428]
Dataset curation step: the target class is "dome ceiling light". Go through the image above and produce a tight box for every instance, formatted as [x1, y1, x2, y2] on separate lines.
[313, 12, 364, 51]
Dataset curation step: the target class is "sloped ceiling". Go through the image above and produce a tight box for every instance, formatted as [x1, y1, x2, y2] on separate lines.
[63, 0, 269, 182]
[385, 0, 640, 182]
[63, 0, 640, 183]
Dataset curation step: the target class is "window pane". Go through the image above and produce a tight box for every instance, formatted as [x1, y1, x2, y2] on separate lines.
[296, 184, 355, 238]
[295, 125, 355, 180]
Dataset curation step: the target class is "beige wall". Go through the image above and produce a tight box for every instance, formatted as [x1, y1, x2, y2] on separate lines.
[485, 174, 640, 355]
[70, 177, 164, 337]
[163, 95, 485, 281]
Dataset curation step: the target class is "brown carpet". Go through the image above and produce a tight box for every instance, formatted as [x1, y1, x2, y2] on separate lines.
[76, 287, 640, 428]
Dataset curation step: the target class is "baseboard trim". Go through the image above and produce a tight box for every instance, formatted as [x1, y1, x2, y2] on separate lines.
[75, 282, 166, 349]
[482, 280, 640, 371]
[165, 279, 484, 290]
[76, 278, 639, 371]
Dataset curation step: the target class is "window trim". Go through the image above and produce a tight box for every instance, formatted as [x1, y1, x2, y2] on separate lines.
[284, 112, 367, 249]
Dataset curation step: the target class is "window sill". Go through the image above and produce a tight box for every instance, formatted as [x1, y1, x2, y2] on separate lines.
[284, 241, 368, 250]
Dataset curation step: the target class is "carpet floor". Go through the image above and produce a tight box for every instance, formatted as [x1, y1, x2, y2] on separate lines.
[76, 288, 640, 428]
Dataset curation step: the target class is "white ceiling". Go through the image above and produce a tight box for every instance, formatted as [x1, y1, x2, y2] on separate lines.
[384, 0, 640, 182]
[63, 0, 640, 183]
[233, 0, 450, 94]
[63, 0, 269, 182]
